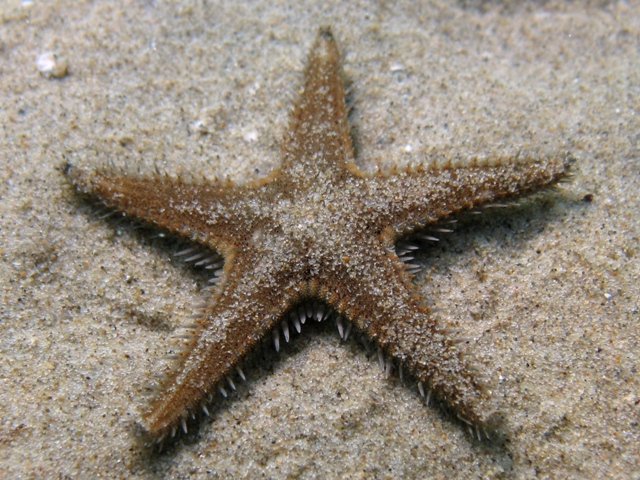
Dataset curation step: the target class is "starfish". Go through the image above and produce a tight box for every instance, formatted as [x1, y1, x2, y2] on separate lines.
[66, 27, 571, 443]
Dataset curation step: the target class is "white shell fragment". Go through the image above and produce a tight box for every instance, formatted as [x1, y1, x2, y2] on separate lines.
[36, 51, 68, 78]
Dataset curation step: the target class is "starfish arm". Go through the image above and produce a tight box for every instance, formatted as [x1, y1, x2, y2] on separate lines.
[142, 249, 304, 439]
[280, 27, 354, 179]
[364, 155, 572, 239]
[65, 165, 275, 245]
[321, 241, 494, 427]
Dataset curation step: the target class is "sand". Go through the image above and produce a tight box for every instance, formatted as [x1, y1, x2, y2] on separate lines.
[1, 0, 638, 478]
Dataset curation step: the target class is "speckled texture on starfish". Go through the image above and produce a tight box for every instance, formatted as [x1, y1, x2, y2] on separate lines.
[66, 27, 571, 442]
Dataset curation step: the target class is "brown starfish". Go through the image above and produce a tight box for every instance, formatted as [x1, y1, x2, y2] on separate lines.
[66, 27, 571, 442]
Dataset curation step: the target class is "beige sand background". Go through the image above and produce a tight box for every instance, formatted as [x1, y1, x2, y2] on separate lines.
[1, 0, 638, 478]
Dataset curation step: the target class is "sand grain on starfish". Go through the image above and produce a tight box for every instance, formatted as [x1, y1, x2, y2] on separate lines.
[66, 27, 571, 442]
